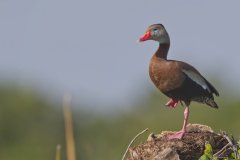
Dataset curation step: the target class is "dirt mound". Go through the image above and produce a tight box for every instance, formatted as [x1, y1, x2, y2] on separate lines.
[127, 124, 230, 160]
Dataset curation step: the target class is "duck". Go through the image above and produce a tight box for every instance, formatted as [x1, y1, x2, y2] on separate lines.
[139, 24, 219, 139]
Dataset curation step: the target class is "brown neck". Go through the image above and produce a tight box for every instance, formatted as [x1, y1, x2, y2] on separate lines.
[155, 43, 170, 59]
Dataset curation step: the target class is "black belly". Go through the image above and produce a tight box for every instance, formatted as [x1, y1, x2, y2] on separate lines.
[163, 75, 214, 106]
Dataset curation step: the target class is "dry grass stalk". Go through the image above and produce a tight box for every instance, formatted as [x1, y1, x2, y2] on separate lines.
[122, 128, 149, 160]
[63, 94, 76, 160]
[55, 144, 61, 160]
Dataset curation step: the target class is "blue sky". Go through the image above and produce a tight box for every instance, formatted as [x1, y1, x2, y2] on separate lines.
[0, 0, 239, 110]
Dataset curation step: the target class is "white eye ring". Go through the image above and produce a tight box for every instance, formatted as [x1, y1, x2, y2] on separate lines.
[153, 29, 160, 36]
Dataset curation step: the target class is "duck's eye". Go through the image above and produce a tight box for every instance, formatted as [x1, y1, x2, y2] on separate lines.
[152, 28, 160, 36]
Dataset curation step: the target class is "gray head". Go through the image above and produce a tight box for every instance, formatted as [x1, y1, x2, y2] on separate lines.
[139, 24, 170, 44]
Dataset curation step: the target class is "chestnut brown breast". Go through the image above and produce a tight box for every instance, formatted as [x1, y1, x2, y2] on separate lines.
[149, 55, 185, 93]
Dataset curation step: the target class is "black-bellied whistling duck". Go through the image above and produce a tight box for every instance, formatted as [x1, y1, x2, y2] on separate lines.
[139, 24, 219, 140]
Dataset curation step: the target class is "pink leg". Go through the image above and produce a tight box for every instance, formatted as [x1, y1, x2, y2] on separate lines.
[165, 99, 178, 108]
[168, 107, 190, 140]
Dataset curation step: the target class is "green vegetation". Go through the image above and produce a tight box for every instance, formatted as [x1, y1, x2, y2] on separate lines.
[0, 83, 239, 160]
[199, 142, 240, 160]
[199, 142, 213, 160]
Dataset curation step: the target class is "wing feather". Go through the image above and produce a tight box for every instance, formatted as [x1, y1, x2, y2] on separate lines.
[176, 61, 219, 96]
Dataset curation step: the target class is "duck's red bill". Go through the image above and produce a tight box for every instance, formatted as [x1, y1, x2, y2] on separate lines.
[139, 31, 151, 42]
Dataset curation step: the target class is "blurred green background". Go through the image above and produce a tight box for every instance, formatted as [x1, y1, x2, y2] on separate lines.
[0, 81, 239, 160]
